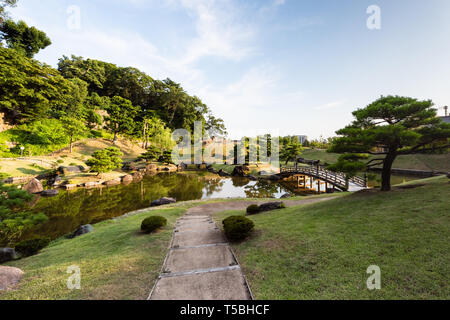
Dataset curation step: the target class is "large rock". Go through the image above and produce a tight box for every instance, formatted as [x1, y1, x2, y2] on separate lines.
[58, 166, 85, 175]
[41, 189, 59, 197]
[70, 224, 94, 238]
[218, 169, 230, 177]
[151, 197, 177, 207]
[146, 164, 158, 172]
[0, 266, 24, 291]
[232, 166, 249, 177]
[103, 179, 121, 186]
[84, 181, 100, 188]
[132, 172, 143, 181]
[258, 202, 285, 213]
[63, 184, 77, 190]
[0, 248, 17, 263]
[121, 175, 133, 184]
[23, 178, 43, 194]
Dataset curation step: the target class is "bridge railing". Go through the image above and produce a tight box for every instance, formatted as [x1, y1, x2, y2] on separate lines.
[280, 166, 367, 188]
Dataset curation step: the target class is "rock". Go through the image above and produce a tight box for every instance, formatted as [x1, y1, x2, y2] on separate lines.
[121, 175, 133, 184]
[3, 177, 31, 185]
[258, 202, 285, 213]
[132, 172, 143, 181]
[248, 175, 258, 181]
[232, 166, 249, 177]
[103, 179, 121, 186]
[41, 189, 59, 197]
[84, 181, 100, 188]
[151, 197, 177, 207]
[23, 178, 43, 194]
[259, 171, 271, 176]
[178, 163, 188, 171]
[0, 266, 24, 291]
[218, 169, 230, 177]
[70, 224, 94, 238]
[0, 248, 17, 263]
[162, 167, 170, 171]
[268, 175, 280, 181]
[280, 193, 293, 198]
[58, 166, 85, 175]
[146, 164, 158, 172]
[63, 184, 77, 190]
[48, 175, 62, 187]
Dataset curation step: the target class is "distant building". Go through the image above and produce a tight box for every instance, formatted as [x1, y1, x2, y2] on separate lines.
[295, 135, 308, 145]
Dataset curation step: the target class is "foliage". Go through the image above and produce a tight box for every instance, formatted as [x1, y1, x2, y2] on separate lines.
[141, 215, 167, 234]
[280, 140, 304, 164]
[0, 47, 71, 123]
[104, 96, 139, 141]
[246, 204, 260, 215]
[85, 147, 123, 175]
[0, 182, 48, 246]
[60, 116, 88, 153]
[222, 215, 254, 242]
[327, 154, 368, 179]
[329, 96, 450, 191]
[0, 19, 51, 57]
[138, 145, 162, 162]
[14, 237, 50, 256]
[0, 0, 18, 23]
[158, 150, 174, 164]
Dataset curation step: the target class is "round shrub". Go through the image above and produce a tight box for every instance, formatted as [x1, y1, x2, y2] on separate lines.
[141, 216, 167, 234]
[222, 216, 254, 242]
[246, 204, 260, 215]
[15, 238, 50, 257]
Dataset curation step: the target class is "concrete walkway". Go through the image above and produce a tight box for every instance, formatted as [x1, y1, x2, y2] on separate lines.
[148, 197, 337, 300]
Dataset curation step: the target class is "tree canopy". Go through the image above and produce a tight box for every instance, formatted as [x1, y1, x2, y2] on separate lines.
[0, 19, 51, 57]
[329, 96, 450, 191]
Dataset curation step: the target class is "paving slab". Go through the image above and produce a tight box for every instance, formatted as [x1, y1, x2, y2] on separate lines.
[172, 229, 227, 247]
[176, 220, 217, 232]
[151, 269, 251, 300]
[164, 245, 236, 273]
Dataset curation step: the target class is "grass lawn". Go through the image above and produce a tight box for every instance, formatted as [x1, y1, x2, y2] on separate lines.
[214, 176, 450, 299]
[0, 207, 185, 300]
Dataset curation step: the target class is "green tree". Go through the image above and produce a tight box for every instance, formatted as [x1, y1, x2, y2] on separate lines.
[0, 19, 51, 57]
[0, 0, 17, 24]
[86, 147, 123, 176]
[138, 145, 162, 162]
[158, 150, 174, 164]
[60, 116, 88, 153]
[105, 96, 139, 142]
[206, 114, 227, 138]
[280, 140, 304, 165]
[329, 96, 450, 191]
[57, 55, 108, 91]
[0, 47, 71, 123]
[0, 182, 47, 246]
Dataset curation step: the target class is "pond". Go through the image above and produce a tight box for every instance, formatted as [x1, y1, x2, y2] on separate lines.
[16, 171, 420, 243]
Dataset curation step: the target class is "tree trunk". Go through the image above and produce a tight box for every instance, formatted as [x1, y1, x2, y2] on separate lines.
[381, 152, 396, 191]
[113, 131, 118, 144]
[70, 136, 73, 153]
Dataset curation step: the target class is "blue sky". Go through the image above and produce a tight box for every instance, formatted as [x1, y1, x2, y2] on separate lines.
[9, 0, 450, 139]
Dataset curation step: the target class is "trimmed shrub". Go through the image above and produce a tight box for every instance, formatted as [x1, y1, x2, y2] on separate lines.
[15, 238, 50, 257]
[246, 204, 260, 215]
[223, 216, 254, 242]
[141, 216, 167, 234]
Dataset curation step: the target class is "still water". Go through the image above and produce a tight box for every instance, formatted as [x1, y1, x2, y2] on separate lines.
[20, 171, 418, 242]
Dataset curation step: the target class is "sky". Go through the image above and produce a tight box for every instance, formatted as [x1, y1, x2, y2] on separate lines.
[8, 0, 450, 139]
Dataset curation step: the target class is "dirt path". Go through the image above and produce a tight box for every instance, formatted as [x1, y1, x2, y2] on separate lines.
[148, 196, 337, 300]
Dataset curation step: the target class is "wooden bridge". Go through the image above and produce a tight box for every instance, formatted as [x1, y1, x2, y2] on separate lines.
[279, 165, 367, 191]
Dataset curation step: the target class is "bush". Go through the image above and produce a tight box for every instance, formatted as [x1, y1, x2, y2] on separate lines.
[246, 204, 260, 215]
[15, 238, 50, 257]
[57, 159, 64, 164]
[222, 216, 254, 242]
[141, 216, 167, 234]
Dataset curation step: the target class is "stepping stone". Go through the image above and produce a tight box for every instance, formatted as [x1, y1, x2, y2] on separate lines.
[151, 269, 251, 300]
[164, 246, 236, 274]
[176, 221, 216, 232]
[172, 229, 226, 248]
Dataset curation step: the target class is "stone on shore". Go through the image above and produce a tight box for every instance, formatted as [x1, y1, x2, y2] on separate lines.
[58, 166, 85, 175]
[151, 197, 177, 207]
[41, 189, 59, 197]
[70, 224, 94, 238]
[0, 266, 24, 291]
[0, 248, 17, 263]
[23, 178, 43, 194]
[103, 178, 121, 186]
[121, 175, 133, 184]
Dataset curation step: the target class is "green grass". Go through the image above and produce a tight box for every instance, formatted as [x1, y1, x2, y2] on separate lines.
[214, 176, 450, 299]
[301, 149, 450, 172]
[0, 207, 185, 300]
